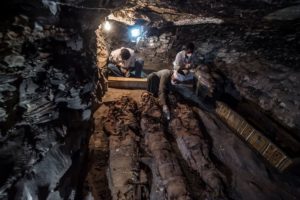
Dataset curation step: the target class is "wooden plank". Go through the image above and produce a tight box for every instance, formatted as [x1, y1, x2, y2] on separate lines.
[108, 76, 148, 89]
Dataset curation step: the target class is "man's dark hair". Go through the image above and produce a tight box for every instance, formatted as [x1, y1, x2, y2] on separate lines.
[186, 42, 195, 53]
[177, 69, 185, 76]
[121, 48, 131, 60]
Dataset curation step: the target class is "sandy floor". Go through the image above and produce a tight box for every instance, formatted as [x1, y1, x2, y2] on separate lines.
[93, 88, 146, 120]
[102, 88, 146, 103]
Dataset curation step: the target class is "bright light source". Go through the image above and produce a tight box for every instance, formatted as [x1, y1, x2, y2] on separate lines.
[131, 28, 141, 37]
[104, 21, 111, 31]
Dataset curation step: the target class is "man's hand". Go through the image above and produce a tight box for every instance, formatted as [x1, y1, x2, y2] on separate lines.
[184, 63, 191, 69]
[124, 70, 130, 77]
[120, 67, 128, 74]
[171, 75, 181, 84]
[117, 62, 125, 68]
[120, 68, 131, 77]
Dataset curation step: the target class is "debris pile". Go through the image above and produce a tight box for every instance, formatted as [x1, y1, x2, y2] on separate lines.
[0, 15, 104, 199]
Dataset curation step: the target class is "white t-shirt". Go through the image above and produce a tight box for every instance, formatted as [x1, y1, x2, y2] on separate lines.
[109, 47, 136, 69]
[173, 50, 195, 70]
[171, 70, 194, 85]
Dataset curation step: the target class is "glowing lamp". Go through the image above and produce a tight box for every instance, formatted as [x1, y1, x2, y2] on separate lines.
[130, 27, 141, 38]
[104, 21, 111, 31]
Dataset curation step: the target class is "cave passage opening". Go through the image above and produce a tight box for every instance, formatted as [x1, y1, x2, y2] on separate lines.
[95, 15, 177, 80]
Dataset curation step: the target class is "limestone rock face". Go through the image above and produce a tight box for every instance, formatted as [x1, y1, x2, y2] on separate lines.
[214, 55, 300, 134]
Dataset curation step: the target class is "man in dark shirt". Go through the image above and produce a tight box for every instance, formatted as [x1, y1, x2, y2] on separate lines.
[147, 69, 212, 120]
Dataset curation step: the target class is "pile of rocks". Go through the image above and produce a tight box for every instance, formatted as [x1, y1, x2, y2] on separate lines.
[0, 15, 103, 199]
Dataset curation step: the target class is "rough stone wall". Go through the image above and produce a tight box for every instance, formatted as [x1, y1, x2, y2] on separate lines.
[96, 23, 177, 72]
[173, 22, 300, 137]
[0, 1, 108, 199]
[137, 31, 177, 71]
[0, 16, 94, 199]
[96, 27, 109, 69]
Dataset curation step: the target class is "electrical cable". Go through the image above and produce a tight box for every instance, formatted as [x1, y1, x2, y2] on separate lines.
[42, 0, 115, 11]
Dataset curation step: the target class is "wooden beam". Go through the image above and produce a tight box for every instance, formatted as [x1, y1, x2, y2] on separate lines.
[108, 76, 148, 89]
